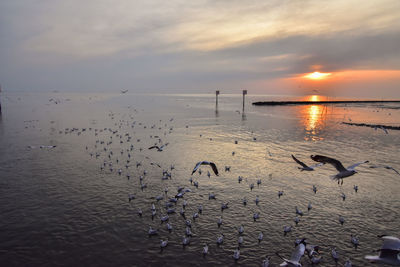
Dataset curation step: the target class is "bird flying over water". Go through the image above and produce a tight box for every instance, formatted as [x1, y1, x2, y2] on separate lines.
[310, 155, 368, 184]
[369, 164, 400, 175]
[148, 143, 168, 152]
[276, 238, 306, 266]
[291, 154, 324, 171]
[191, 161, 219, 176]
[365, 235, 400, 265]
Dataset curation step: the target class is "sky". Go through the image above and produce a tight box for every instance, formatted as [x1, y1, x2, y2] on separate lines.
[1, 0, 400, 97]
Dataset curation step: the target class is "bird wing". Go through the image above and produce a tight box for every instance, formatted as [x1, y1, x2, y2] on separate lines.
[309, 162, 324, 169]
[347, 161, 369, 171]
[290, 243, 305, 262]
[148, 146, 159, 150]
[381, 236, 400, 250]
[209, 162, 219, 176]
[386, 166, 400, 175]
[311, 155, 347, 172]
[192, 161, 203, 175]
[291, 155, 309, 168]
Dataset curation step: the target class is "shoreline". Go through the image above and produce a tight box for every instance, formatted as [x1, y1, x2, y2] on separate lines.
[252, 100, 400, 106]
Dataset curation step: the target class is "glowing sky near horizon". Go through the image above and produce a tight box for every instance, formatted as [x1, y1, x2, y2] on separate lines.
[0, 0, 400, 97]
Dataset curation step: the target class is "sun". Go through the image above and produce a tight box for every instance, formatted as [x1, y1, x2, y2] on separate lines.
[304, 71, 332, 80]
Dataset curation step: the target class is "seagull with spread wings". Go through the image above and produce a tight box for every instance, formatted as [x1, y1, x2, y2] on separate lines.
[365, 235, 400, 265]
[276, 238, 307, 267]
[291, 155, 324, 171]
[148, 143, 169, 152]
[311, 155, 368, 184]
[191, 161, 219, 176]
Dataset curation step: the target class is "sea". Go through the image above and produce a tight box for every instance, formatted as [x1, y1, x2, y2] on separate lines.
[0, 91, 399, 266]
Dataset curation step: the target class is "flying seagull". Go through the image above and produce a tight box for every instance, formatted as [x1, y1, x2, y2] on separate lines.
[310, 155, 368, 184]
[365, 235, 400, 265]
[191, 161, 219, 176]
[369, 165, 400, 176]
[148, 143, 169, 152]
[291, 154, 324, 171]
[121, 89, 128, 94]
[276, 238, 307, 267]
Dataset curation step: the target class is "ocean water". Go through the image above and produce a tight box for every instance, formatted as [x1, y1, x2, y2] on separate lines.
[0, 92, 399, 266]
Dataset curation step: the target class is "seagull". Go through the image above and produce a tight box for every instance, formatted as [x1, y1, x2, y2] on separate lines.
[311, 155, 369, 184]
[353, 185, 358, 193]
[217, 234, 224, 245]
[276, 238, 306, 266]
[238, 236, 243, 246]
[253, 212, 260, 221]
[295, 206, 303, 216]
[344, 259, 352, 267]
[148, 143, 168, 152]
[261, 256, 271, 267]
[339, 215, 345, 225]
[128, 194, 135, 202]
[258, 232, 264, 242]
[182, 236, 190, 246]
[284, 226, 292, 236]
[166, 223, 173, 232]
[148, 226, 158, 236]
[365, 235, 400, 265]
[186, 227, 193, 236]
[369, 165, 400, 175]
[331, 247, 339, 263]
[121, 89, 128, 94]
[233, 247, 240, 260]
[192, 161, 219, 176]
[292, 154, 324, 171]
[351, 235, 359, 249]
[217, 217, 223, 227]
[203, 244, 209, 256]
[238, 225, 244, 235]
[160, 239, 168, 249]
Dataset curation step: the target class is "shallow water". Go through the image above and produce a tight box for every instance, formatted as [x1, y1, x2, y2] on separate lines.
[0, 92, 399, 266]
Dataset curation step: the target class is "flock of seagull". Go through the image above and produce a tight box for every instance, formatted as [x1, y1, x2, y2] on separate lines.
[68, 108, 400, 266]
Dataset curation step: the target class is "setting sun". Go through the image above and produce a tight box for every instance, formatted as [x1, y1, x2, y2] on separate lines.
[304, 71, 332, 80]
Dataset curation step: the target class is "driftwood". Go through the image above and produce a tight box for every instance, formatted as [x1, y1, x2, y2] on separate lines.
[342, 122, 400, 130]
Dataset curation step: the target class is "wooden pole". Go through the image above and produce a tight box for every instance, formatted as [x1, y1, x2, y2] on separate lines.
[242, 90, 247, 112]
[0, 84, 2, 114]
[216, 90, 220, 107]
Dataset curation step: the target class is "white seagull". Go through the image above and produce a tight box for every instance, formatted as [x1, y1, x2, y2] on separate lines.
[365, 235, 400, 265]
[311, 155, 368, 184]
[276, 238, 306, 266]
[203, 244, 209, 256]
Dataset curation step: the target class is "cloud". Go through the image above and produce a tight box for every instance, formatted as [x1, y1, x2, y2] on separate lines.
[0, 0, 400, 96]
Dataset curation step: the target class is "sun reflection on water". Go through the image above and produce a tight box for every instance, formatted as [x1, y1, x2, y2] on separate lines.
[301, 95, 327, 141]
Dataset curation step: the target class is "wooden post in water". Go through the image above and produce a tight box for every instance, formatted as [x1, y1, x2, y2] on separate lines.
[216, 90, 220, 107]
[0, 84, 2, 114]
[242, 89, 247, 112]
